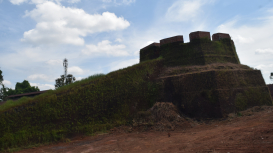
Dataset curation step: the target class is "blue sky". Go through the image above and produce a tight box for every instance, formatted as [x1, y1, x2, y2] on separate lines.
[1, 0, 273, 91]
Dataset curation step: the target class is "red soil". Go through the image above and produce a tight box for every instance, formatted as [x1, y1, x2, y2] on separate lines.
[14, 106, 273, 153]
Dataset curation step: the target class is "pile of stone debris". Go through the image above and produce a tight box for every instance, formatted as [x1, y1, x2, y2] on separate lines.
[131, 102, 195, 132]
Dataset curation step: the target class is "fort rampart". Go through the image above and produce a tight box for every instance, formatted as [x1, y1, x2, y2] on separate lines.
[140, 31, 240, 67]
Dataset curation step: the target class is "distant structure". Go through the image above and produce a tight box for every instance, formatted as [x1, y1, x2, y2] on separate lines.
[55, 58, 76, 89]
[63, 58, 68, 81]
[5, 90, 50, 102]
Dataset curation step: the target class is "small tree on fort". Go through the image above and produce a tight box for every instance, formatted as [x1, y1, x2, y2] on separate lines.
[55, 58, 76, 89]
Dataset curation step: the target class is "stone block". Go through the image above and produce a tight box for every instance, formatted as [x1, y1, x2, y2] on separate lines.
[160, 35, 184, 46]
[189, 31, 211, 42]
[212, 33, 231, 41]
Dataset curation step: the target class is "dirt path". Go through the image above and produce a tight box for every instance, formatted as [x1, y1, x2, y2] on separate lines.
[13, 106, 273, 153]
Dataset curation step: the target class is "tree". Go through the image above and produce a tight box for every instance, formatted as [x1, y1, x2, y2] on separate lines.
[0, 71, 40, 102]
[14, 80, 40, 94]
[0, 69, 6, 102]
[0, 84, 15, 102]
[55, 58, 76, 89]
[0, 69, 3, 85]
[0, 69, 17, 102]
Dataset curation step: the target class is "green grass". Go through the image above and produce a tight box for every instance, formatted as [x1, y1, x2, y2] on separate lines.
[0, 73, 106, 113]
[53, 73, 106, 95]
[0, 58, 163, 152]
[0, 97, 34, 113]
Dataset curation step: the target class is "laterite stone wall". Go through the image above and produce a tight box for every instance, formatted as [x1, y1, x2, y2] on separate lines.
[139, 31, 240, 66]
[155, 69, 272, 118]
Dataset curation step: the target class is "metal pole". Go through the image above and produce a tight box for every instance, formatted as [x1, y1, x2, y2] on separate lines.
[63, 58, 68, 84]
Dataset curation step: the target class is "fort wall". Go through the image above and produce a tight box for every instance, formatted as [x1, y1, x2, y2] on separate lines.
[139, 31, 240, 66]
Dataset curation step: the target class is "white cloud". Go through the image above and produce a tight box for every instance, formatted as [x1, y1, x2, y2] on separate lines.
[254, 64, 267, 70]
[215, 10, 273, 84]
[46, 59, 63, 65]
[30, 82, 55, 90]
[101, 0, 135, 5]
[9, 0, 27, 5]
[109, 58, 139, 71]
[115, 38, 122, 42]
[75, 76, 83, 81]
[144, 41, 154, 46]
[10, 0, 81, 5]
[67, 66, 84, 75]
[165, 0, 215, 22]
[27, 74, 54, 82]
[255, 48, 273, 54]
[82, 40, 129, 57]
[66, 0, 80, 3]
[121, 0, 135, 5]
[231, 34, 254, 44]
[2, 80, 12, 86]
[21, 1, 130, 46]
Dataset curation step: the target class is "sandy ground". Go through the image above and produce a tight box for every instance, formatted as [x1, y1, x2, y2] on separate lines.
[12, 105, 273, 153]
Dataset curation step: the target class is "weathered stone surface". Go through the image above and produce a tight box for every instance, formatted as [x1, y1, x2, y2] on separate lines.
[189, 31, 211, 42]
[160, 36, 184, 46]
[155, 68, 272, 118]
[140, 43, 160, 63]
[212, 33, 231, 41]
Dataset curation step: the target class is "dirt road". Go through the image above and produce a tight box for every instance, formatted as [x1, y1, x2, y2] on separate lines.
[14, 106, 273, 153]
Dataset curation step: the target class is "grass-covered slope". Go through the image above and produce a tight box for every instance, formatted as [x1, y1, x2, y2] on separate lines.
[0, 58, 164, 151]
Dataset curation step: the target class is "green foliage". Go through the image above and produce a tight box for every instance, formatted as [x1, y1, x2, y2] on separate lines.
[0, 58, 163, 151]
[237, 112, 242, 117]
[55, 74, 76, 90]
[0, 69, 3, 84]
[0, 80, 40, 102]
[235, 93, 247, 111]
[0, 96, 34, 112]
[0, 84, 9, 102]
[0, 68, 16, 102]
[15, 80, 40, 94]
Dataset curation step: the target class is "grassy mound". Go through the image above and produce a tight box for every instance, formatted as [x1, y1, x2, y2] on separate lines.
[0, 58, 164, 151]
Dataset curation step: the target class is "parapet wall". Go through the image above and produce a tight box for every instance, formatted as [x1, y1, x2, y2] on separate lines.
[189, 31, 211, 42]
[139, 31, 240, 67]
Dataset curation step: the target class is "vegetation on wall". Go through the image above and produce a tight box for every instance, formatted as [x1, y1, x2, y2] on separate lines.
[0, 58, 164, 151]
[0, 36, 272, 152]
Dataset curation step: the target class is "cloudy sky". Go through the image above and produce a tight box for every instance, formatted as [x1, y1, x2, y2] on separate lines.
[1, 0, 273, 91]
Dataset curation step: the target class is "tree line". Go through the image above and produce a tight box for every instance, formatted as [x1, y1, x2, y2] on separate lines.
[0, 58, 76, 102]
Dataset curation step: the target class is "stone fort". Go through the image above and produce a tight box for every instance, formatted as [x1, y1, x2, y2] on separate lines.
[140, 31, 240, 67]
[139, 31, 272, 118]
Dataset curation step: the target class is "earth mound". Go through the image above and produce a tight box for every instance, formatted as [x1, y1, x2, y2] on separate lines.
[131, 102, 194, 132]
